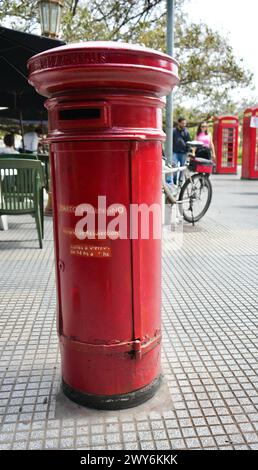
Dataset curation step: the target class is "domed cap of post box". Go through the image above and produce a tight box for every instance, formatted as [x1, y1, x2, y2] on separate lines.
[28, 41, 179, 98]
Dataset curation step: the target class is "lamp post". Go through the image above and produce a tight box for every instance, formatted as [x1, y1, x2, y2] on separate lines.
[38, 0, 64, 38]
[165, 0, 175, 165]
[38, 0, 64, 215]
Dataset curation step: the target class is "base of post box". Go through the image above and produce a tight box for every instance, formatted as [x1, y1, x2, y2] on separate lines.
[62, 375, 162, 410]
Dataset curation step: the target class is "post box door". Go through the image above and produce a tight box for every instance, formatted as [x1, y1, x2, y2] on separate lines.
[51, 139, 161, 348]
[51, 140, 133, 344]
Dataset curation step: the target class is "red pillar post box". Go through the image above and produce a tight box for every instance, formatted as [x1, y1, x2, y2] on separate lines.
[28, 42, 179, 409]
[242, 107, 258, 179]
[213, 116, 238, 174]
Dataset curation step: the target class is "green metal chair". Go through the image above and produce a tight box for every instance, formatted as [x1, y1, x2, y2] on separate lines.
[0, 152, 50, 193]
[0, 152, 38, 160]
[0, 159, 45, 248]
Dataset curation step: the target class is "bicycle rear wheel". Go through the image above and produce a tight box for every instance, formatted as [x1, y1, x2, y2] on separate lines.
[178, 173, 212, 223]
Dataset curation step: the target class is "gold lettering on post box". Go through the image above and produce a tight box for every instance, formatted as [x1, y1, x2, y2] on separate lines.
[30, 52, 107, 72]
[58, 204, 77, 213]
[63, 227, 75, 238]
[70, 244, 111, 258]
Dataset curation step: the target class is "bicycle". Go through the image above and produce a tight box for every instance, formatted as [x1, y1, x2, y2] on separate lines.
[162, 142, 213, 225]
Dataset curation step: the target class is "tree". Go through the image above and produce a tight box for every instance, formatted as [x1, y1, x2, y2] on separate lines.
[174, 19, 253, 114]
[0, 0, 253, 115]
[0, 1, 39, 32]
[120, 9, 253, 114]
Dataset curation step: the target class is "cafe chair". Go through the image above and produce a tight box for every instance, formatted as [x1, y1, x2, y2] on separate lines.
[0, 159, 45, 248]
[0, 152, 49, 194]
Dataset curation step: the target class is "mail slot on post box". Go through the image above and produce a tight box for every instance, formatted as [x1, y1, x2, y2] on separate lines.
[213, 116, 238, 174]
[28, 42, 179, 409]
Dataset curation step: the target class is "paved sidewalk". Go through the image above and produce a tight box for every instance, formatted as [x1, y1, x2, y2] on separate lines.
[0, 172, 258, 450]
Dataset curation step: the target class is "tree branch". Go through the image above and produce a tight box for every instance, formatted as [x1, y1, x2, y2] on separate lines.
[72, 0, 80, 17]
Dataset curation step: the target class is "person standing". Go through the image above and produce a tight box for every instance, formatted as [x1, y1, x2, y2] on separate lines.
[23, 127, 42, 154]
[173, 117, 190, 183]
[195, 121, 216, 162]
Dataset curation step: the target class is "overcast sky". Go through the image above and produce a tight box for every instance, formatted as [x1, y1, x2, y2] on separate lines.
[185, 0, 258, 100]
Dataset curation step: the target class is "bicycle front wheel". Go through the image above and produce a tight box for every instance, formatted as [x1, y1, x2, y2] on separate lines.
[178, 173, 212, 223]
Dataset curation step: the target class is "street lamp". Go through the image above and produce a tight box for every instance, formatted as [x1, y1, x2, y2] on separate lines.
[165, 0, 174, 165]
[38, 1, 64, 215]
[38, 0, 64, 38]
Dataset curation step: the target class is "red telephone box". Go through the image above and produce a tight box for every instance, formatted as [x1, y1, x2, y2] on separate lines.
[213, 116, 238, 174]
[28, 42, 179, 409]
[242, 107, 258, 179]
